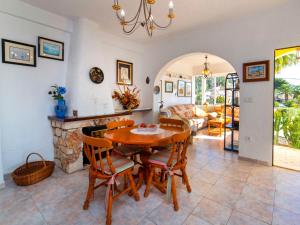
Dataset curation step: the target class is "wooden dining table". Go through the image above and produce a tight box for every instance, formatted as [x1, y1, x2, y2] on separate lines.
[104, 125, 184, 190]
[104, 125, 183, 147]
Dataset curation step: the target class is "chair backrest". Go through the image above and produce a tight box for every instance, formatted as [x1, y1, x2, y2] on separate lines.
[106, 119, 135, 130]
[82, 134, 116, 174]
[167, 129, 191, 169]
[159, 118, 185, 128]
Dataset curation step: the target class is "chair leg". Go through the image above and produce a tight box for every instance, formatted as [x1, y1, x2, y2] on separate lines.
[123, 174, 128, 190]
[144, 167, 154, 198]
[171, 175, 179, 211]
[106, 188, 113, 225]
[128, 172, 140, 201]
[181, 167, 191, 193]
[83, 175, 95, 210]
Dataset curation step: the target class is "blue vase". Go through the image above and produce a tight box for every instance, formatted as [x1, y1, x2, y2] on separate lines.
[55, 99, 67, 118]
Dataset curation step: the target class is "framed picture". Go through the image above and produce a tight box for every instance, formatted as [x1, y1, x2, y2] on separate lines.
[243, 60, 269, 82]
[185, 82, 192, 97]
[38, 36, 64, 61]
[2, 39, 36, 67]
[116, 60, 133, 85]
[165, 81, 173, 93]
[177, 80, 185, 97]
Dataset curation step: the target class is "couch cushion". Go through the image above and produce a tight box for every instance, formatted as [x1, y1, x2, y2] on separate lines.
[208, 112, 218, 120]
[195, 108, 207, 118]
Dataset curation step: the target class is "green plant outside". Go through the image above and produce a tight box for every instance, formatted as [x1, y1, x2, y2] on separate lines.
[274, 107, 300, 149]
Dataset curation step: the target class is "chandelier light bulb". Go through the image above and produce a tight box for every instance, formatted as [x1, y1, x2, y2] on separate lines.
[120, 9, 125, 19]
[169, 1, 174, 9]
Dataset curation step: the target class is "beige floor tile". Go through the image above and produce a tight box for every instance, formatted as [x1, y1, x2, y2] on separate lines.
[235, 196, 273, 224]
[227, 210, 268, 225]
[192, 169, 221, 185]
[148, 202, 193, 225]
[214, 176, 246, 193]
[192, 198, 232, 225]
[274, 191, 300, 214]
[205, 185, 241, 208]
[241, 183, 275, 205]
[183, 214, 212, 225]
[272, 207, 300, 225]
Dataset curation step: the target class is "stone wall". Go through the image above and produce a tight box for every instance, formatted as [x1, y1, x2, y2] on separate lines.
[50, 115, 130, 173]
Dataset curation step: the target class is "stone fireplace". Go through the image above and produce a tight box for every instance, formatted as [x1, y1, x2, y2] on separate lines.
[49, 112, 131, 173]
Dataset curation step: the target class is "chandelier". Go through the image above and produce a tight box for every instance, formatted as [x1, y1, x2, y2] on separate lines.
[112, 0, 175, 37]
[202, 56, 212, 78]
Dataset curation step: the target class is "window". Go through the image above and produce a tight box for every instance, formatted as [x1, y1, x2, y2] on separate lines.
[194, 76, 226, 105]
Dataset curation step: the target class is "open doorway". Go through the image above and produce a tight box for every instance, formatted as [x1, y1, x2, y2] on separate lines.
[273, 46, 300, 171]
[153, 53, 237, 151]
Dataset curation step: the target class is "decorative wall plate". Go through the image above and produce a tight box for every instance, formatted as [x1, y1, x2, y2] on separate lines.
[89, 67, 104, 84]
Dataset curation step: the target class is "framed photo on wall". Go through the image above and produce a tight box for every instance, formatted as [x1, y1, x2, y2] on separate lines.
[185, 82, 192, 97]
[2, 39, 36, 67]
[177, 80, 185, 97]
[243, 60, 269, 82]
[165, 81, 173, 93]
[38, 36, 64, 61]
[116, 60, 133, 85]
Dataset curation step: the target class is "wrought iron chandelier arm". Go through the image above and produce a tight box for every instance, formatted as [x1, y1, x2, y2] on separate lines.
[153, 19, 172, 29]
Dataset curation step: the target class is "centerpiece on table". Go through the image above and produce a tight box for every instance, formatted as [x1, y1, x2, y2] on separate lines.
[112, 86, 140, 110]
[48, 85, 67, 118]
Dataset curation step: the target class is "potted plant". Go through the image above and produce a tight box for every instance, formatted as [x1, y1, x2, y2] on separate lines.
[48, 85, 67, 118]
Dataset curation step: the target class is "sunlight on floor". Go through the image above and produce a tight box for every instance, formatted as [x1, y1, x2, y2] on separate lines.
[274, 145, 300, 171]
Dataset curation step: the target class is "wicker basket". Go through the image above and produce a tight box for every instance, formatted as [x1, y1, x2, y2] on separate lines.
[11, 153, 55, 186]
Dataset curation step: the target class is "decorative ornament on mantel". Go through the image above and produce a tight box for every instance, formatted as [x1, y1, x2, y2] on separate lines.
[48, 85, 67, 118]
[112, 86, 140, 110]
[112, 0, 175, 37]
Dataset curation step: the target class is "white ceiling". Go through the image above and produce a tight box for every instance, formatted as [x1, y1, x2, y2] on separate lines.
[21, 0, 286, 42]
[166, 53, 235, 77]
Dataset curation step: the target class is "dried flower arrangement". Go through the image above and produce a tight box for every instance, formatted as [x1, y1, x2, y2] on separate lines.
[112, 86, 140, 110]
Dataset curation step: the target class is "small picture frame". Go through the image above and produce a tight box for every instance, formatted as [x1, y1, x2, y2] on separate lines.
[38, 36, 64, 61]
[177, 80, 185, 97]
[2, 39, 36, 67]
[243, 60, 269, 82]
[116, 60, 133, 85]
[165, 81, 173, 93]
[185, 82, 192, 97]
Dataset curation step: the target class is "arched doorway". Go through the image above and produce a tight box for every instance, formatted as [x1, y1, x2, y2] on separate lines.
[153, 52, 236, 120]
[152, 52, 239, 152]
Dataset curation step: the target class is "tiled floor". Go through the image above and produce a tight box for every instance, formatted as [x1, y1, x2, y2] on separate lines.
[273, 145, 300, 171]
[1, 131, 300, 225]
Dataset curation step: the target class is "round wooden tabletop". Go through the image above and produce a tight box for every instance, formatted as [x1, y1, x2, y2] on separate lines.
[104, 126, 183, 146]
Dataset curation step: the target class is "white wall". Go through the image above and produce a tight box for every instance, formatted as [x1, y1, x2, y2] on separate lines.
[66, 18, 151, 117]
[0, 1, 151, 174]
[161, 76, 192, 108]
[0, 128, 4, 187]
[145, 0, 300, 164]
[0, 0, 72, 173]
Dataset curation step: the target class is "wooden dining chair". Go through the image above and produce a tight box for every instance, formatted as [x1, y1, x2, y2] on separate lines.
[152, 118, 185, 151]
[106, 120, 144, 158]
[143, 129, 192, 211]
[82, 135, 140, 225]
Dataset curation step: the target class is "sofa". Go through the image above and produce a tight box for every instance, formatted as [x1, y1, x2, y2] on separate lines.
[161, 104, 239, 134]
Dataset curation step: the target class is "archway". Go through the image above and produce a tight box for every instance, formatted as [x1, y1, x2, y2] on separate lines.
[153, 52, 236, 120]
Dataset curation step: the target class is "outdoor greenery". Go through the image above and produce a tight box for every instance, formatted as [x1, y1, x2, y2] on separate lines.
[274, 108, 300, 149]
[275, 53, 298, 74]
[275, 78, 300, 106]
